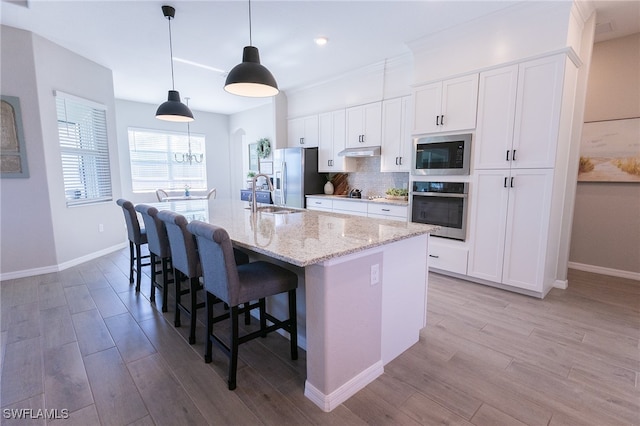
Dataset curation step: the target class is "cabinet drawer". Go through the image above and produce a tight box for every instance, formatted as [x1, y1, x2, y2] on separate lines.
[428, 241, 468, 275]
[367, 203, 408, 219]
[333, 199, 368, 213]
[306, 197, 333, 210]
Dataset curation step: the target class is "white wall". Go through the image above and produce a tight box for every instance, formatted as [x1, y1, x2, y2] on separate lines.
[569, 33, 640, 277]
[0, 26, 57, 276]
[229, 103, 276, 198]
[409, 2, 573, 83]
[115, 99, 232, 203]
[31, 32, 124, 268]
[1, 25, 126, 279]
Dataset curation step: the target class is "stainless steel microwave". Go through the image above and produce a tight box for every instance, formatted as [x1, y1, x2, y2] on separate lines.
[412, 133, 472, 176]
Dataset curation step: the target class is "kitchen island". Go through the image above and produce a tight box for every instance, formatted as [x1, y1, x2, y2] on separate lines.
[154, 198, 437, 411]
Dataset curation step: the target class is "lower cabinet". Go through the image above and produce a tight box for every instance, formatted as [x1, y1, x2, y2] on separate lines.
[306, 197, 333, 212]
[367, 203, 408, 222]
[306, 197, 408, 221]
[467, 168, 553, 292]
[428, 239, 468, 275]
[332, 200, 368, 217]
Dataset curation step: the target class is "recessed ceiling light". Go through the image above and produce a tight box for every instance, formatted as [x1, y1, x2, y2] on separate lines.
[314, 37, 329, 46]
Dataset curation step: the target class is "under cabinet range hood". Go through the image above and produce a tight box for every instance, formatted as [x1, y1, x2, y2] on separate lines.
[337, 146, 381, 157]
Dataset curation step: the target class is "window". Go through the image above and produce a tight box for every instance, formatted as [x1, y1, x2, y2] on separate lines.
[55, 91, 112, 206]
[127, 128, 207, 193]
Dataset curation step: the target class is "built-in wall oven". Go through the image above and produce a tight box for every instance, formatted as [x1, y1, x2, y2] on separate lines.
[411, 181, 469, 241]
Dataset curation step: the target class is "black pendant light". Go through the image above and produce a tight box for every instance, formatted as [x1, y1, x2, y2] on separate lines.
[156, 5, 194, 122]
[224, 0, 279, 97]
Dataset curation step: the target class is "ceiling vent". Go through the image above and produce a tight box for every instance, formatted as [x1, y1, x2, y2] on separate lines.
[595, 21, 614, 35]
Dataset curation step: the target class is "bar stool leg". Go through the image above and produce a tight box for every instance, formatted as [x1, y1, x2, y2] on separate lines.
[149, 253, 157, 303]
[289, 290, 298, 360]
[135, 244, 143, 292]
[228, 306, 240, 390]
[128, 241, 135, 283]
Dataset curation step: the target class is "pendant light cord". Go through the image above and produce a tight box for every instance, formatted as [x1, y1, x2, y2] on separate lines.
[167, 15, 175, 90]
[248, 0, 253, 46]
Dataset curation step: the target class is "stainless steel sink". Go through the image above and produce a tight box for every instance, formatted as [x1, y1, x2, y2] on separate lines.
[245, 206, 301, 214]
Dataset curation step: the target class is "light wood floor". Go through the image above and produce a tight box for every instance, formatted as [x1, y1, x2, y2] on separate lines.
[1, 248, 638, 425]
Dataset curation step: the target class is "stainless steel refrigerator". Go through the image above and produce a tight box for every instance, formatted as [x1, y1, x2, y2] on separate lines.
[273, 147, 324, 208]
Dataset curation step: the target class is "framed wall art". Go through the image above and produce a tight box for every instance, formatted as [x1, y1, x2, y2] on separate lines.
[1, 95, 29, 178]
[578, 117, 640, 183]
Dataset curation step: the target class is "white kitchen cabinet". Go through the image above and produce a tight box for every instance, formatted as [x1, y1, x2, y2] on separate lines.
[306, 197, 408, 221]
[332, 199, 368, 217]
[306, 196, 333, 212]
[367, 203, 408, 222]
[381, 96, 411, 172]
[288, 114, 319, 148]
[318, 109, 353, 173]
[345, 102, 382, 148]
[428, 239, 469, 275]
[412, 74, 478, 135]
[467, 168, 553, 292]
[475, 54, 565, 170]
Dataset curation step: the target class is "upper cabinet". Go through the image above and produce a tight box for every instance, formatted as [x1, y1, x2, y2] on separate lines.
[346, 101, 382, 148]
[381, 96, 412, 172]
[475, 54, 565, 170]
[288, 114, 319, 148]
[318, 109, 353, 173]
[412, 74, 479, 135]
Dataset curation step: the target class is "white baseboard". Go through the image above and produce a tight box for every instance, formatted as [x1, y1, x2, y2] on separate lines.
[0, 243, 126, 281]
[553, 279, 568, 289]
[568, 262, 640, 281]
[304, 361, 384, 412]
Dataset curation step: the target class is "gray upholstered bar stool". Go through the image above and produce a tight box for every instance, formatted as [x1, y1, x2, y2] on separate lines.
[116, 199, 150, 292]
[135, 204, 172, 312]
[156, 210, 205, 344]
[187, 220, 298, 390]
[157, 211, 250, 344]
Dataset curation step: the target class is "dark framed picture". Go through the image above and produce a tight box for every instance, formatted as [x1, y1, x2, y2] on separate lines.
[1, 95, 29, 178]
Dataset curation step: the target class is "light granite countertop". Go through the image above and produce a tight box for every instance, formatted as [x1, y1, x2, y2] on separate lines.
[153, 198, 435, 267]
[306, 194, 409, 207]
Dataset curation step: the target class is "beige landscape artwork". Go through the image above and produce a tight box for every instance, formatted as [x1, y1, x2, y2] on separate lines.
[578, 117, 640, 182]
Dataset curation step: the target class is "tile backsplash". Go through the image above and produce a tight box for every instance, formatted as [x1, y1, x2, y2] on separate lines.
[339, 157, 409, 198]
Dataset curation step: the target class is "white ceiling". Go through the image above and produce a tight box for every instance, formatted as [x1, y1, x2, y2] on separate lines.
[2, 1, 639, 115]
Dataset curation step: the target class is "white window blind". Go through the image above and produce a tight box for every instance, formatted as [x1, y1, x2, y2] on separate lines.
[128, 128, 207, 192]
[55, 92, 112, 206]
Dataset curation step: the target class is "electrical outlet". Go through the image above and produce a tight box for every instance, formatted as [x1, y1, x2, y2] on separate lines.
[99, 224, 104, 232]
[370, 263, 380, 286]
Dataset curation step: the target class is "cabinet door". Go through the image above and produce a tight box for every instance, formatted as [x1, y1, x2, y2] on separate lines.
[346, 102, 382, 148]
[381, 97, 411, 172]
[502, 169, 553, 291]
[412, 82, 442, 134]
[512, 55, 564, 169]
[398, 96, 412, 171]
[288, 115, 318, 147]
[440, 73, 479, 132]
[475, 65, 519, 170]
[332, 109, 348, 170]
[346, 105, 365, 148]
[301, 115, 319, 147]
[318, 110, 347, 172]
[381, 98, 402, 172]
[362, 102, 382, 146]
[318, 112, 333, 172]
[467, 170, 510, 283]
[287, 117, 304, 147]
